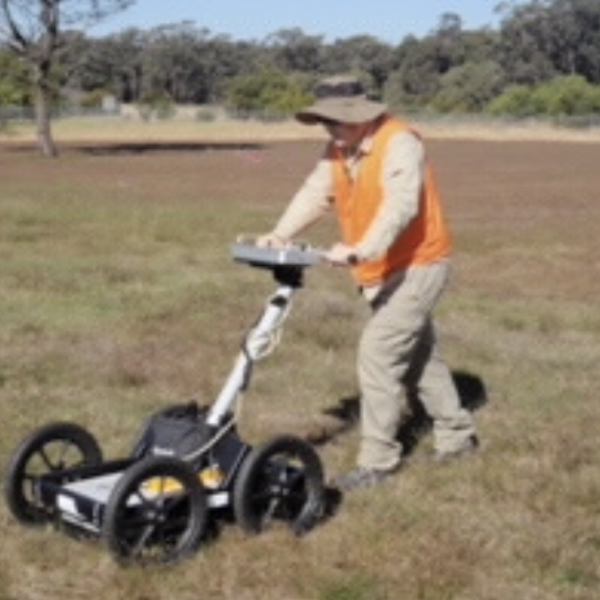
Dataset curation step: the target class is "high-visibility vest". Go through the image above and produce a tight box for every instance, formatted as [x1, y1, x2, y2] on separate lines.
[330, 116, 452, 286]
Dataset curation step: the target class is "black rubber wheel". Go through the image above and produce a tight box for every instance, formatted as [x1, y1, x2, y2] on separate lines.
[233, 435, 325, 535]
[4, 422, 103, 525]
[102, 456, 208, 565]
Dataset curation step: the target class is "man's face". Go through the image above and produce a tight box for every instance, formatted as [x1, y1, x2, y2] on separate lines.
[321, 119, 369, 150]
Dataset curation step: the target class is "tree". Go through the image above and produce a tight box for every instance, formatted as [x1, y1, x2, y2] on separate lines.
[0, 0, 135, 156]
[322, 35, 396, 97]
[390, 36, 444, 107]
[137, 24, 249, 105]
[265, 28, 325, 74]
[496, 2, 556, 85]
[496, 0, 600, 88]
[547, 0, 600, 83]
[68, 28, 146, 103]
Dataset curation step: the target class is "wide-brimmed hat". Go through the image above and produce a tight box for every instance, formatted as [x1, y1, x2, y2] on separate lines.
[296, 75, 387, 125]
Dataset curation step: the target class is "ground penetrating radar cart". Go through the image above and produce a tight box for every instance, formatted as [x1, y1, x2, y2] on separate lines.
[4, 240, 326, 565]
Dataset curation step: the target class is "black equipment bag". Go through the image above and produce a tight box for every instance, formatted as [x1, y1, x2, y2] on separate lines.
[131, 402, 210, 469]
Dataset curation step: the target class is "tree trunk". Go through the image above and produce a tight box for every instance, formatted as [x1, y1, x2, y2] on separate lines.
[33, 63, 58, 157]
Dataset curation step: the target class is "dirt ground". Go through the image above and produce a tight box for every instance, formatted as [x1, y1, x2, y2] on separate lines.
[4, 134, 600, 283]
[4, 132, 600, 331]
[5, 134, 600, 213]
[3, 134, 599, 310]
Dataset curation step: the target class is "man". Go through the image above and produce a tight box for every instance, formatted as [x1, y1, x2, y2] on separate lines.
[258, 75, 478, 492]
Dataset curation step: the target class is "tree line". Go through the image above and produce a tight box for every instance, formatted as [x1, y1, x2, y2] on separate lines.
[2, 0, 600, 155]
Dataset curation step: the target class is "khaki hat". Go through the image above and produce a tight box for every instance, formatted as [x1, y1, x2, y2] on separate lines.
[296, 75, 387, 125]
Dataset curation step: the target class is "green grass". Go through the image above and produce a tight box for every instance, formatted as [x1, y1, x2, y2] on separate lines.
[1, 131, 599, 599]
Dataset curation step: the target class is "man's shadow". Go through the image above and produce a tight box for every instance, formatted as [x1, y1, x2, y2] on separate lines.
[398, 370, 488, 457]
[306, 370, 488, 457]
[307, 370, 487, 520]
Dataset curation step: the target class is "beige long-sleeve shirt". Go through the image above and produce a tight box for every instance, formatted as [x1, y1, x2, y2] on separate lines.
[272, 128, 426, 262]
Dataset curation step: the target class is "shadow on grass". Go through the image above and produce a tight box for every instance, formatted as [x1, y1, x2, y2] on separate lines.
[81, 141, 266, 156]
[3, 141, 266, 156]
[306, 370, 488, 459]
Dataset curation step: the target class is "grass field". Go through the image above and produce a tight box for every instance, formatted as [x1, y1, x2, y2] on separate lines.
[1, 119, 600, 599]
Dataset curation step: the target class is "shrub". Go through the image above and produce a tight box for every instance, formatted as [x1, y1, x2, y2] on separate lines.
[488, 76, 600, 118]
[137, 92, 176, 121]
[226, 68, 313, 118]
[431, 61, 506, 113]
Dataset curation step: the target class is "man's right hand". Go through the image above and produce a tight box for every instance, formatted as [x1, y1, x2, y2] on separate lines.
[255, 233, 289, 248]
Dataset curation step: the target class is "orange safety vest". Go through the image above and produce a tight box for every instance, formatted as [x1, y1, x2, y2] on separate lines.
[329, 116, 452, 286]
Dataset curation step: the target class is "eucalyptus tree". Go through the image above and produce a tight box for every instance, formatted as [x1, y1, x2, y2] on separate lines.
[425, 13, 504, 112]
[432, 12, 464, 73]
[265, 28, 325, 75]
[73, 28, 146, 103]
[140, 22, 207, 104]
[500, 2, 563, 84]
[546, 0, 600, 83]
[207, 38, 263, 102]
[73, 26, 266, 106]
[390, 35, 444, 107]
[0, 0, 135, 156]
[497, 0, 600, 86]
[320, 35, 396, 98]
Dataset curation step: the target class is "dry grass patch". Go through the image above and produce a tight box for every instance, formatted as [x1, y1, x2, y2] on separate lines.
[5, 113, 600, 146]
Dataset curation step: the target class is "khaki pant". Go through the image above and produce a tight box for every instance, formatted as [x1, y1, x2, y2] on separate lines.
[357, 260, 476, 471]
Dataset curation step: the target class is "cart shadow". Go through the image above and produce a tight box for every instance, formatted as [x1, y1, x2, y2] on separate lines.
[198, 493, 343, 544]
[306, 370, 488, 459]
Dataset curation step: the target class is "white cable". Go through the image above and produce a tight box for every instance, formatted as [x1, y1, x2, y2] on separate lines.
[183, 392, 245, 463]
[243, 294, 291, 361]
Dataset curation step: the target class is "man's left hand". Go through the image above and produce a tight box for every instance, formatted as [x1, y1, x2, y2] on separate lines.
[325, 243, 359, 267]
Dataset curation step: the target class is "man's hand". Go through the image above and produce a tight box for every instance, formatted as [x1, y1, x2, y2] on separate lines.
[255, 233, 289, 248]
[325, 242, 359, 267]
